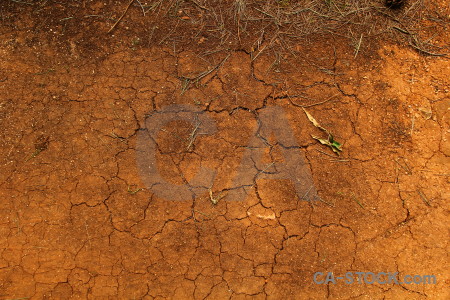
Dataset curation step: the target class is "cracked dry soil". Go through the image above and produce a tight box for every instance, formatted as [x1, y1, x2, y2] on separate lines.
[0, 4, 449, 300]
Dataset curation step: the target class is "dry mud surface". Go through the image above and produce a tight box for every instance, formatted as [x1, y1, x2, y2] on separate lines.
[0, 1, 449, 299]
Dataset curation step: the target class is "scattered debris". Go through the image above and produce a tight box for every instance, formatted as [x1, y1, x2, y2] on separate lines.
[312, 135, 342, 155]
[353, 34, 363, 58]
[303, 108, 342, 155]
[209, 188, 226, 205]
[351, 194, 365, 209]
[394, 157, 412, 175]
[418, 107, 432, 120]
[186, 117, 201, 151]
[180, 54, 230, 94]
[26, 135, 49, 161]
[127, 185, 143, 195]
[416, 189, 431, 206]
[108, 0, 135, 33]
[392, 26, 448, 57]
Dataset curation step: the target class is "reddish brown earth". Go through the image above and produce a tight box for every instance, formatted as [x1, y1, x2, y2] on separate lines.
[0, 1, 449, 299]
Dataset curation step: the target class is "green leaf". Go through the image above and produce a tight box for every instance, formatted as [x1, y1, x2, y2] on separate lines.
[329, 134, 342, 151]
[304, 107, 343, 155]
[312, 135, 342, 155]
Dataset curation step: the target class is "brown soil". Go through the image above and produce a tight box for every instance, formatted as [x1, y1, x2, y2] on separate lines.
[0, 1, 449, 299]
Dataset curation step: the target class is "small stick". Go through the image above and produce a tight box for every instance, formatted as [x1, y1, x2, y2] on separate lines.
[401, 158, 412, 174]
[108, 0, 135, 33]
[301, 185, 314, 201]
[85, 220, 92, 248]
[316, 149, 337, 158]
[254, 7, 276, 20]
[14, 212, 21, 234]
[260, 162, 275, 174]
[180, 54, 230, 94]
[251, 44, 267, 61]
[351, 194, 364, 209]
[135, 0, 146, 16]
[394, 158, 412, 175]
[392, 26, 409, 34]
[10, 0, 33, 4]
[186, 119, 201, 151]
[408, 41, 448, 57]
[191, 208, 211, 222]
[317, 197, 334, 207]
[289, 93, 339, 108]
[193, 209, 210, 218]
[417, 189, 431, 206]
[159, 19, 182, 45]
[410, 114, 415, 135]
[189, 0, 209, 11]
[25, 149, 43, 162]
[354, 34, 363, 58]
[392, 26, 448, 57]
[109, 132, 127, 143]
[127, 185, 143, 195]
[209, 188, 225, 205]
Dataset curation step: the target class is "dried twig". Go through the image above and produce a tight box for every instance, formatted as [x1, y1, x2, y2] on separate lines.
[108, 0, 135, 33]
[354, 34, 363, 58]
[394, 158, 412, 175]
[416, 189, 431, 206]
[186, 117, 201, 151]
[135, 0, 146, 16]
[392, 26, 448, 57]
[180, 54, 230, 94]
[209, 188, 226, 205]
[189, 0, 209, 11]
[288, 93, 339, 108]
